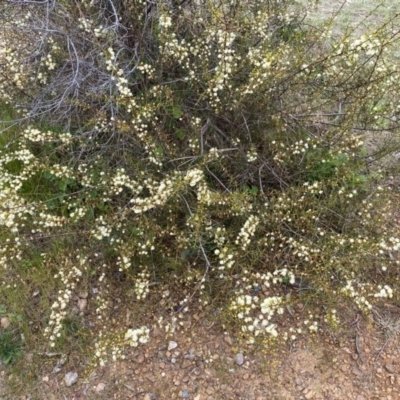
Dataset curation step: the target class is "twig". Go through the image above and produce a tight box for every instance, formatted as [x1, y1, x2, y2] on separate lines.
[355, 333, 364, 363]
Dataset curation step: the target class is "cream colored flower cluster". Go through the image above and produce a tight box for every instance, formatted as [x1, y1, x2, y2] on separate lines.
[133, 269, 150, 300]
[125, 326, 150, 347]
[213, 227, 236, 271]
[91, 216, 112, 240]
[45, 257, 86, 347]
[24, 127, 72, 144]
[235, 215, 260, 251]
[341, 280, 373, 312]
[229, 268, 296, 341]
[4, 49, 25, 89]
[131, 168, 205, 214]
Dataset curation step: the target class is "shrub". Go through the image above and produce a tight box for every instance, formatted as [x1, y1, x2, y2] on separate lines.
[1, 0, 400, 365]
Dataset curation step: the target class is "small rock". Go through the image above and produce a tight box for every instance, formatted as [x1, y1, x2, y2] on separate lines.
[180, 321, 191, 329]
[194, 395, 201, 400]
[185, 353, 195, 361]
[0, 317, 10, 329]
[143, 394, 152, 400]
[78, 291, 88, 299]
[78, 298, 87, 311]
[224, 336, 233, 346]
[234, 353, 244, 366]
[52, 357, 67, 373]
[52, 366, 62, 374]
[182, 390, 190, 398]
[385, 364, 396, 374]
[181, 359, 192, 369]
[137, 354, 145, 364]
[95, 382, 106, 393]
[64, 371, 78, 387]
[340, 365, 348, 372]
[377, 368, 383, 374]
[304, 389, 315, 399]
[171, 357, 177, 364]
[343, 347, 351, 354]
[352, 367, 363, 377]
[168, 341, 178, 351]
[151, 328, 161, 338]
[225, 356, 234, 365]
[42, 376, 49, 382]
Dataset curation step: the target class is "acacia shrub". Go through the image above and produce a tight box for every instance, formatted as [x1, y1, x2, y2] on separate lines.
[0, 0, 400, 362]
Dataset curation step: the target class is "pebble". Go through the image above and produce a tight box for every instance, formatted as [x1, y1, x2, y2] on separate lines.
[0, 317, 10, 329]
[168, 341, 178, 351]
[224, 336, 233, 346]
[304, 389, 315, 399]
[151, 328, 161, 338]
[182, 390, 190, 398]
[171, 357, 177, 364]
[64, 371, 78, 387]
[181, 359, 192, 369]
[235, 353, 244, 366]
[137, 354, 145, 364]
[385, 364, 396, 374]
[352, 367, 363, 377]
[95, 382, 106, 393]
[78, 298, 87, 311]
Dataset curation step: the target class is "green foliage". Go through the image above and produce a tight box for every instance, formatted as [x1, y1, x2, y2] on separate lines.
[0, 330, 22, 365]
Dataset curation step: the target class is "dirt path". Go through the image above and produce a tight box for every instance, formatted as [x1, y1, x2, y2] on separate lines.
[2, 310, 400, 400]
